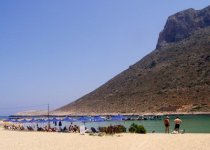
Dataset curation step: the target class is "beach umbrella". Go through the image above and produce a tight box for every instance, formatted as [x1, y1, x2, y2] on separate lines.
[10, 119, 19, 123]
[35, 119, 48, 129]
[36, 119, 48, 123]
[78, 116, 92, 122]
[62, 117, 77, 122]
[29, 119, 34, 123]
[28, 119, 36, 123]
[49, 117, 60, 122]
[19, 119, 29, 123]
[92, 116, 105, 122]
[110, 115, 127, 121]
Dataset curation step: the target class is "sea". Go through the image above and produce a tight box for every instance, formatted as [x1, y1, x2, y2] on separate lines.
[1, 114, 210, 133]
[83, 114, 210, 133]
[0, 116, 8, 120]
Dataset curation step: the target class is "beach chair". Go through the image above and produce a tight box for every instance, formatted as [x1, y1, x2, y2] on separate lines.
[91, 127, 98, 133]
[27, 126, 34, 131]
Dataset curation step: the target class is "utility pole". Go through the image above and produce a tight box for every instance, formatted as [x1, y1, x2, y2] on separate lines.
[48, 104, 50, 130]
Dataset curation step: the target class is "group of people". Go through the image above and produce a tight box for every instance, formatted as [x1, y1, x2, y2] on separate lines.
[164, 116, 182, 133]
[68, 123, 80, 132]
[3, 122, 81, 133]
[3, 123, 24, 131]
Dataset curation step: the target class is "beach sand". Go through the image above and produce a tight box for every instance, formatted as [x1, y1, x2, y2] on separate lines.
[0, 128, 210, 150]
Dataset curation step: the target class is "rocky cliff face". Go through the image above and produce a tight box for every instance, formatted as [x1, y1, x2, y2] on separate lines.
[157, 6, 210, 48]
[53, 6, 210, 115]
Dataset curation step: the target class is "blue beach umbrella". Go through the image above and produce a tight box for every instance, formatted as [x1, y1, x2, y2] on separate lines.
[19, 119, 29, 123]
[35, 119, 48, 128]
[78, 116, 92, 122]
[92, 116, 105, 122]
[62, 117, 77, 122]
[49, 117, 60, 122]
[110, 115, 127, 121]
[37, 119, 48, 123]
[92, 116, 105, 129]
[28, 119, 36, 123]
[11, 119, 19, 123]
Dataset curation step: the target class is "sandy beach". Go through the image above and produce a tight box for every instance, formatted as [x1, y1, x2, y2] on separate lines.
[0, 128, 210, 150]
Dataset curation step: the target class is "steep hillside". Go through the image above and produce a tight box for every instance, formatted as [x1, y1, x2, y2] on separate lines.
[54, 6, 210, 115]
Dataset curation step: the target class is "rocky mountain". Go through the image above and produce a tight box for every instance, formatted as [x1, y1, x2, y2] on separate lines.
[54, 6, 210, 115]
[157, 5, 210, 48]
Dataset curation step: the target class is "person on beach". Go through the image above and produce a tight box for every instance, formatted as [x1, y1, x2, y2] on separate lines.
[164, 116, 170, 133]
[58, 121, 62, 131]
[174, 117, 182, 132]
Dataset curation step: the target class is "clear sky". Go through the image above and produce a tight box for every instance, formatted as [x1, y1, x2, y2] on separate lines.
[0, 1, 209, 115]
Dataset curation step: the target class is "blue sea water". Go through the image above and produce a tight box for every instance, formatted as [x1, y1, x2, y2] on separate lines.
[54, 114, 210, 133]
[83, 114, 210, 133]
[0, 116, 8, 120]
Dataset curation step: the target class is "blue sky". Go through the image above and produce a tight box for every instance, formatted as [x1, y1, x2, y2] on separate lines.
[0, 1, 209, 115]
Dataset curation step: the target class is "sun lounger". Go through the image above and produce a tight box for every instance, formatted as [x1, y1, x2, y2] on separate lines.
[91, 127, 98, 133]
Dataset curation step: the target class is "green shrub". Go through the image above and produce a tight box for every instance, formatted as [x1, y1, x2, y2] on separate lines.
[98, 125, 126, 134]
[117, 125, 126, 133]
[129, 123, 146, 134]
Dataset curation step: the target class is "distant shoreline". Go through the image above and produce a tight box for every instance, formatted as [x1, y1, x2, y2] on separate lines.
[10, 111, 210, 118]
